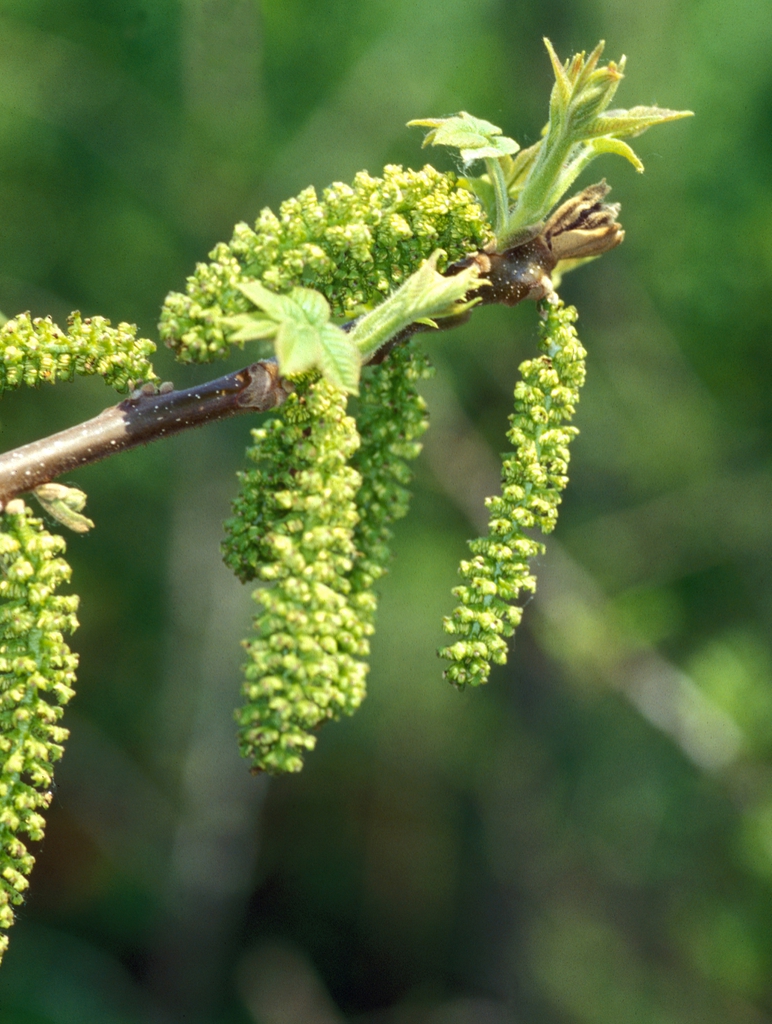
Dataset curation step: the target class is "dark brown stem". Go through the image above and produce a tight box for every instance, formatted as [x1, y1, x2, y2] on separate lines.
[0, 361, 290, 508]
[0, 241, 544, 510]
[0, 189, 622, 510]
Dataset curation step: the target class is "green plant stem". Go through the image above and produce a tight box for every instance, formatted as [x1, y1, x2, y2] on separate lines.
[485, 157, 511, 240]
[503, 131, 573, 240]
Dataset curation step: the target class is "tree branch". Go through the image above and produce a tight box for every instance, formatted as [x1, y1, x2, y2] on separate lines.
[0, 243, 551, 509]
[0, 361, 290, 508]
[0, 186, 622, 509]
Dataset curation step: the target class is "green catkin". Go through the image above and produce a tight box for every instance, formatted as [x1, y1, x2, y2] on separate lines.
[348, 344, 433, 627]
[222, 378, 369, 774]
[0, 502, 78, 961]
[440, 297, 586, 687]
[0, 311, 157, 393]
[160, 164, 492, 363]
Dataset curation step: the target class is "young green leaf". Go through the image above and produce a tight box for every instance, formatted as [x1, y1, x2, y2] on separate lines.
[584, 136, 644, 172]
[229, 280, 361, 393]
[315, 325, 362, 393]
[587, 105, 692, 139]
[502, 39, 693, 241]
[349, 251, 485, 362]
[408, 111, 520, 165]
[224, 314, 279, 343]
[238, 280, 292, 322]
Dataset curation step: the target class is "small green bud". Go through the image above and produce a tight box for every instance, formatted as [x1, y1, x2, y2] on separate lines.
[33, 484, 95, 534]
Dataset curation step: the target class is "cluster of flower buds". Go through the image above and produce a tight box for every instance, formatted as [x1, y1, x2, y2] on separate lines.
[440, 299, 586, 685]
[348, 344, 433, 626]
[0, 311, 157, 393]
[0, 502, 78, 959]
[222, 378, 369, 773]
[159, 164, 492, 364]
[222, 349, 434, 774]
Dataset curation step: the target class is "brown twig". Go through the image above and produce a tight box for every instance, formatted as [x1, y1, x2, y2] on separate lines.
[0, 362, 290, 507]
[0, 184, 623, 509]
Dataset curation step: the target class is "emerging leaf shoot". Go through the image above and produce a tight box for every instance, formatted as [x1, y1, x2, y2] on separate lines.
[505, 39, 692, 239]
[229, 280, 361, 393]
[349, 251, 485, 362]
[407, 111, 520, 165]
[410, 39, 692, 246]
[33, 485, 95, 534]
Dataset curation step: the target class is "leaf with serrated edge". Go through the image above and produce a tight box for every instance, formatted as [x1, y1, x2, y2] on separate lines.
[408, 112, 519, 161]
[237, 279, 291, 320]
[317, 324, 360, 393]
[289, 286, 331, 326]
[225, 314, 279, 342]
[233, 280, 358, 390]
[275, 322, 320, 378]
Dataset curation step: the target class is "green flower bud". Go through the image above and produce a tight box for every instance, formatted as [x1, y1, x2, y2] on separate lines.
[0, 312, 157, 394]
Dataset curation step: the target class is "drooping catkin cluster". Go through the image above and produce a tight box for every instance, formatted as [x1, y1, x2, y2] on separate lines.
[440, 298, 586, 686]
[222, 378, 370, 774]
[221, 348, 432, 771]
[0, 311, 157, 392]
[160, 164, 492, 363]
[348, 345, 433, 626]
[0, 501, 79, 961]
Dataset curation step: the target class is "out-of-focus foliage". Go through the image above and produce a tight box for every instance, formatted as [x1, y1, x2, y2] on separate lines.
[0, 2, 772, 1023]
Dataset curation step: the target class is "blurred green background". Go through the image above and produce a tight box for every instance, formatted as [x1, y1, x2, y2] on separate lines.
[1, 1, 771, 1021]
